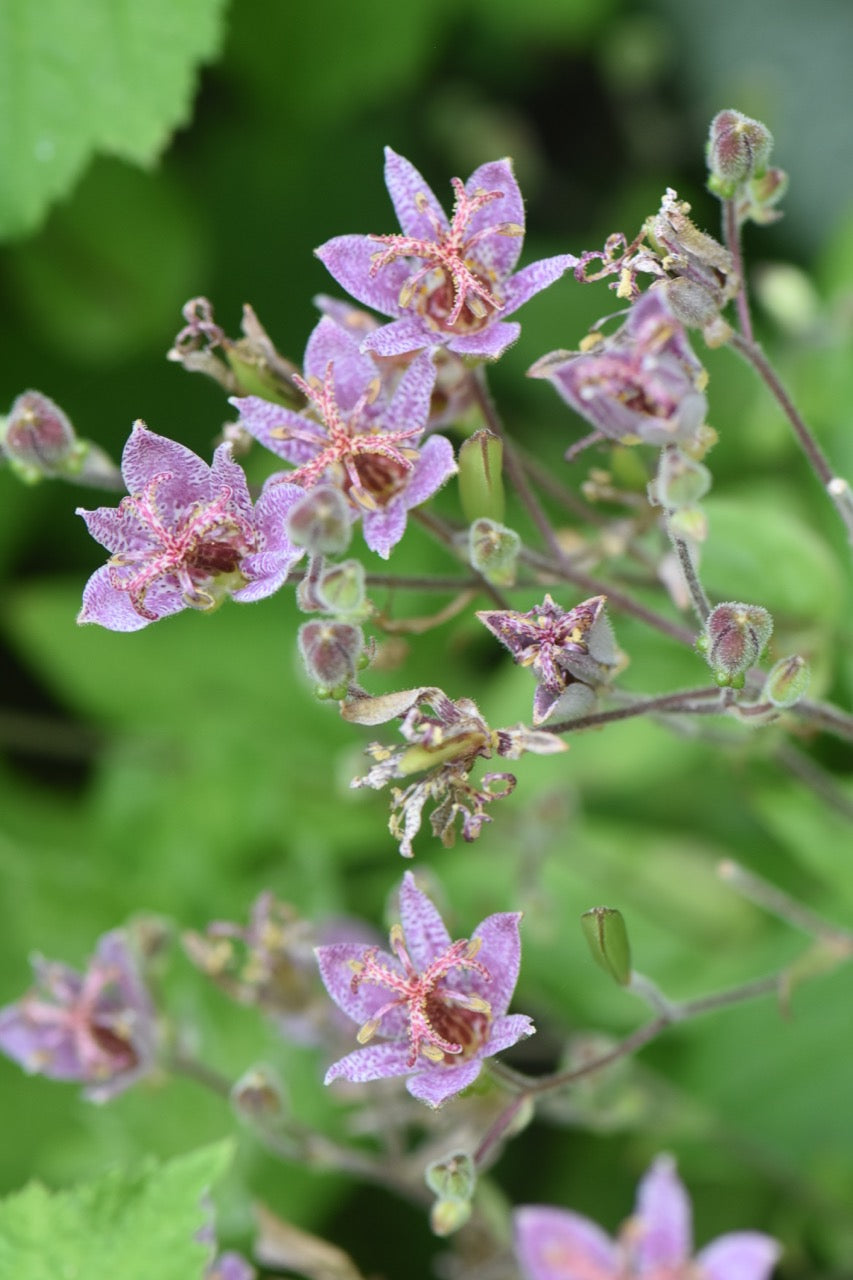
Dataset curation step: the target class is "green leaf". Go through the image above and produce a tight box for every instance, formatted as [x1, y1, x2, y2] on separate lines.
[0, 0, 228, 240]
[0, 1141, 233, 1280]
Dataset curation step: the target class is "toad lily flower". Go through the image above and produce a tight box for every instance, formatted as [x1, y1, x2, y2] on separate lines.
[0, 930, 157, 1102]
[232, 317, 456, 558]
[316, 148, 576, 361]
[77, 422, 305, 631]
[514, 1154, 781, 1280]
[316, 871, 534, 1108]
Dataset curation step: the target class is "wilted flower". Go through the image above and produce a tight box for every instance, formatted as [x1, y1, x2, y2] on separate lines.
[316, 148, 575, 362]
[232, 318, 456, 559]
[316, 871, 534, 1107]
[477, 594, 619, 725]
[343, 686, 566, 856]
[530, 291, 709, 453]
[0, 929, 157, 1102]
[77, 422, 304, 631]
[514, 1154, 780, 1280]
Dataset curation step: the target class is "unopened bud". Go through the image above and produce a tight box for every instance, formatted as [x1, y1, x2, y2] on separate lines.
[231, 1064, 286, 1124]
[650, 447, 711, 509]
[699, 601, 773, 684]
[668, 505, 708, 543]
[762, 654, 810, 708]
[661, 278, 733, 347]
[315, 559, 366, 615]
[707, 110, 774, 198]
[458, 430, 505, 524]
[287, 486, 352, 555]
[581, 907, 632, 986]
[298, 621, 364, 693]
[430, 1197, 472, 1237]
[425, 1151, 476, 1203]
[2, 391, 85, 482]
[744, 166, 789, 225]
[468, 518, 520, 587]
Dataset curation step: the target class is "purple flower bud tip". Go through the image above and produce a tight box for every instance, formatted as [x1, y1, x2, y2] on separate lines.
[514, 1154, 781, 1280]
[3, 390, 81, 477]
[707, 110, 774, 196]
[315, 148, 575, 362]
[700, 601, 773, 683]
[298, 620, 365, 692]
[316, 871, 534, 1107]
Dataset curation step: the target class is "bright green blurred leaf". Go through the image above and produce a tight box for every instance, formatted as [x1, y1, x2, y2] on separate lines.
[0, 0, 227, 240]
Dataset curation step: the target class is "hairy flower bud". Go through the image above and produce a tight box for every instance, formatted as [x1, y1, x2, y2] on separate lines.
[458, 429, 505, 524]
[468, 518, 520, 587]
[581, 907, 632, 986]
[425, 1151, 476, 1203]
[707, 110, 774, 198]
[762, 654, 810, 708]
[430, 1198, 472, 1237]
[649, 446, 711, 509]
[315, 559, 366, 616]
[286, 485, 353, 555]
[2, 390, 85, 482]
[298, 620, 364, 694]
[699, 601, 773, 685]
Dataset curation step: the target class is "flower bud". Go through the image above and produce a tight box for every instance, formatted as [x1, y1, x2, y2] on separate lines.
[298, 621, 364, 694]
[286, 485, 352, 555]
[762, 654, 810, 708]
[425, 1151, 476, 1203]
[2, 390, 85, 482]
[744, 166, 789, 225]
[315, 559, 366, 616]
[231, 1064, 287, 1125]
[430, 1198, 472, 1237]
[707, 110, 774, 198]
[468, 518, 520, 587]
[650, 447, 712, 510]
[699, 601, 773, 684]
[457, 429, 505, 524]
[581, 907, 632, 986]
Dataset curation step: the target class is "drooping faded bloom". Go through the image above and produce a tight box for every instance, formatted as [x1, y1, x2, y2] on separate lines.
[231, 318, 456, 559]
[342, 685, 566, 856]
[0, 929, 157, 1102]
[477, 594, 620, 725]
[514, 1154, 781, 1280]
[316, 148, 576, 361]
[77, 422, 304, 631]
[530, 291, 709, 454]
[316, 871, 534, 1107]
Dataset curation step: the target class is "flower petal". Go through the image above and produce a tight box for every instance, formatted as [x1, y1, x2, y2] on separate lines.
[406, 1057, 481, 1108]
[315, 943, 409, 1038]
[484, 1012, 535, 1055]
[230, 397, 323, 465]
[384, 350, 436, 438]
[77, 565, 155, 631]
[501, 255, 576, 316]
[324, 1040, 411, 1085]
[315, 235, 408, 317]
[470, 912, 523, 1013]
[383, 147, 448, 240]
[697, 1232, 782, 1280]
[447, 321, 521, 361]
[304, 316, 378, 410]
[121, 421, 210, 501]
[398, 871, 452, 970]
[514, 1206, 619, 1280]
[361, 316, 435, 358]
[361, 502, 407, 560]
[465, 158, 525, 278]
[632, 1155, 692, 1272]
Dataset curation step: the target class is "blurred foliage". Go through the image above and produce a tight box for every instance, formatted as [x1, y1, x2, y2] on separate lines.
[0, 1, 852, 1278]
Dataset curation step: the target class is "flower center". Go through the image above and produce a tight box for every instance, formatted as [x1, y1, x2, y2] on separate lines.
[350, 925, 492, 1067]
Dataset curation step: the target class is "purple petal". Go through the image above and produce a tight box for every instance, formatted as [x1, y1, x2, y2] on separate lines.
[232, 483, 304, 602]
[501, 255, 576, 316]
[697, 1233, 782, 1280]
[406, 1058, 482, 1108]
[304, 317, 378, 410]
[632, 1155, 692, 1272]
[398, 871, 452, 970]
[314, 943, 408, 1038]
[383, 147, 448, 239]
[315, 236, 408, 318]
[209, 444, 253, 525]
[532, 684, 563, 726]
[361, 502, 407, 560]
[77, 503, 152, 556]
[471, 912, 523, 1014]
[514, 1206, 619, 1280]
[465, 159, 525, 279]
[230, 397, 323, 466]
[447, 322, 521, 361]
[77, 565, 155, 632]
[402, 434, 456, 508]
[121, 422, 210, 501]
[324, 1040, 411, 1085]
[361, 316, 435, 358]
[384, 351, 436, 437]
[484, 1013, 535, 1055]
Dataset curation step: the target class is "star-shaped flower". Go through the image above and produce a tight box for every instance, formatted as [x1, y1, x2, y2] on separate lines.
[514, 1154, 781, 1280]
[316, 871, 534, 1108]
[477, 594, 618, 725]
[315, 148, 576, 361]
[0, 930, 157, 1102]
[231, 317, 456, 558]
[77, 422, 305, 631]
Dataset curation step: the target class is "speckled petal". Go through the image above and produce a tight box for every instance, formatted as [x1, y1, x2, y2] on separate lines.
[324, 1040, 412, 1085]
[315, 235, 409, 318]
[514, 1206, 619, 1280]
[401, 434, 456, 508]
[315, 943, 409, 1039]
[632, 1155, 692, 1272]
[501, 255, 576, 316]
[447, 321, 521, 361]
[77, 565, 155, 631]
[361, 502, 407, 560]
[470, 912, 523, 1014]
[210, 443, 253, 524]
[465, 158, 525, 278]
[121, 421, 211, 501]
[383, 147, 448, 239]
[406, 1057, 482, 1108]
[483, 1013, 535, 1055]
[384, 350, 436, 437]
[398, 871, 452, 970]
[304, 317, 379, 411]
[361, 316, 435, 358]
[230, 396, 325, 465]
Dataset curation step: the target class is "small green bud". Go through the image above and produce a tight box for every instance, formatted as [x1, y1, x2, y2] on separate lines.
[425, 1151, 476, 1203]
[668, 504, 708, 543]
[458, 429, 505, 524]
[702, 601, 773, 684]
[762, 654, 810, 708]
[287, 485, 352, 555]
[707, 109, 774, 198]
[650, 447, 711, 510]
[744, 166, 789, 225]
[231, 1064, 287, 1125]
[581, 907, 632, 986]
[316, 559, 366, 615]
[468, 518, 520, 587]
[430, 1197, 472, 1237]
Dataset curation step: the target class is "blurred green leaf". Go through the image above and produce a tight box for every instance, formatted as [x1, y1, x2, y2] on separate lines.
[0, 0, 227, 240]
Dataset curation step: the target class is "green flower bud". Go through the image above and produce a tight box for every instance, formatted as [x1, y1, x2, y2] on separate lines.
[425, 1151, 476, 1203]
[287, 485, 352, 555]
[702, 601, 773, 684]
[468, 518, 520, 587]
[744, 166, 789, 225]
[581, 907, 632, 986]
[458, 429, 505, 524]
[707, 109, 774, 198]
[316, 559, 366, 616]
[430, 1197, 472, 1237]
[762, 654, 810, 708]
[650, 447, 712, 510]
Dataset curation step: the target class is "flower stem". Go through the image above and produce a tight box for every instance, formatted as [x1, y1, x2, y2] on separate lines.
[547, 685, 722, 735]
[722, 197, 754, 344]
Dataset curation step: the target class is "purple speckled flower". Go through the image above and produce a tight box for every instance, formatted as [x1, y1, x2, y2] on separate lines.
[77, 422, 305, 630]
[514, 1154, 781, 1280]
[0, 929, 157, 1102]
[315, 148, 576, 362]
[529, 291, 708, 453]
[231, 317, 456, 558]
[316, 871, 534, 1108]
